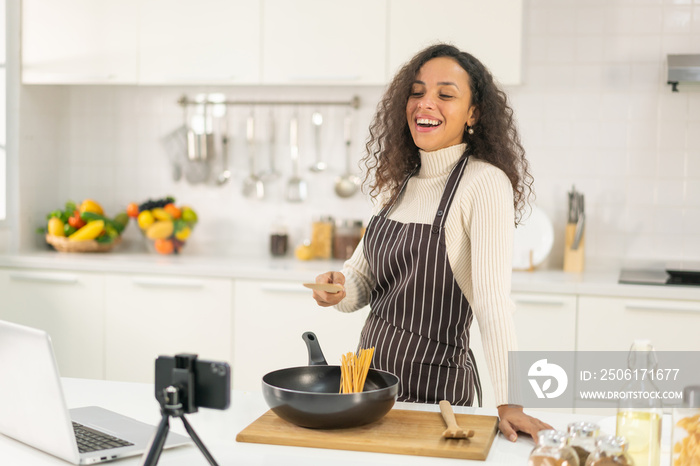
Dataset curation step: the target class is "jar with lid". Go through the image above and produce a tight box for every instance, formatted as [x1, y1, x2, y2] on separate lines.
[269, 223, 289, 257]
[671, 385, 700, 466]
[586, 435, 633, 466]
[333, 219, 363, 260]
[567, 421, 600, 466]
[311, 216, 334, 259]
[528, 430, 580, 466]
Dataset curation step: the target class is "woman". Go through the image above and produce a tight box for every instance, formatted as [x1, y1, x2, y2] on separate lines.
[312, 43, 550, 441]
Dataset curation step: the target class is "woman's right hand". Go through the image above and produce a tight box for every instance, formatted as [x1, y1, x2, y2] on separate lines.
[312, 271, 346, 307]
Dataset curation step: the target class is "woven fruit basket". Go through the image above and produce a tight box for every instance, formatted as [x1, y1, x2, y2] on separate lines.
[46, 234, 121, 253]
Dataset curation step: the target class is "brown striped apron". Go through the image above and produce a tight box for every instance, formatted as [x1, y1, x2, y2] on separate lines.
[359, 152, 482, 406]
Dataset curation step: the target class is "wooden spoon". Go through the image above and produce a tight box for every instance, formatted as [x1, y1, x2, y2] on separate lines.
[439, 400, 475, 439]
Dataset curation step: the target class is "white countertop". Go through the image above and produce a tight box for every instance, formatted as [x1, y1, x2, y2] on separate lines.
[2, 242, 700, 300]
[0, 377, 617, 466]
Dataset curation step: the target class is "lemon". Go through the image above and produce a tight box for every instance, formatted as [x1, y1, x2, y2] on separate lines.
[175, 226, 191, 241]
[137, 210, 155, 230]
[48, 217, 65, 237]
[79, 199, 104, 216]
[295, 243, 314, 261]
[151, 207, 172, 221]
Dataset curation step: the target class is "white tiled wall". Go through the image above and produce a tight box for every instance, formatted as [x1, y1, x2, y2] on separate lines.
[14, 0, 700, 267]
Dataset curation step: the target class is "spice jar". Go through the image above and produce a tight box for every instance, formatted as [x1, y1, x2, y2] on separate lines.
[333, 219, 363, 260]
[311, 216, 334, 259]
[672, 385, 700, 466]
[269, 223, 288, 257]
[528, 430, 580, 466]
[586, 435, 633, 466]
[567, 421, 600, 466]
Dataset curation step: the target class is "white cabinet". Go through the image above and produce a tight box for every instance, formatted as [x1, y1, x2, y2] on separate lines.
[232, 279, 370, 390]
[577, 296, 700, 352]
[0, 269, 105, 379]
[387, 0, 523, 85]
[103, 274, 233, 383]
[470, 292, 577, 409]
[139, 0, 261, 84]
[22, 0, 139, 84]
[261, 0, 387, 85]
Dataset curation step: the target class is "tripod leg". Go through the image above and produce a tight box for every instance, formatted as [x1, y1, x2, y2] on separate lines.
[140, 412, 170, 466]
[180, 415, 219, 466]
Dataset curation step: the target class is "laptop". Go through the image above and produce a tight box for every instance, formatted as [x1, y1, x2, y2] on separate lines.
[0, 320, 190, 464]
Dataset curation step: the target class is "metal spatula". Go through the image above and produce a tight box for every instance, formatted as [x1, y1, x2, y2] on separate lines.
[439, 400, 475, 439]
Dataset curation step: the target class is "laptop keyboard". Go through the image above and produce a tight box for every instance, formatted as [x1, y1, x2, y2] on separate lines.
[72, 421, 134, 453]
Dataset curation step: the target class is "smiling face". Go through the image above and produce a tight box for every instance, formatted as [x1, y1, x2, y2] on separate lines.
[406, 57, 477, 152]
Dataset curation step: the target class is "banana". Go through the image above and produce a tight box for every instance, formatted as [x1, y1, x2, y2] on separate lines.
[68, 220, 104, 241]
[146, 220, 174, 240]
[151, 208, 172, 221]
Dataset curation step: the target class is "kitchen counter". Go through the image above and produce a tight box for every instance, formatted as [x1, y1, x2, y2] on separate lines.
[2, 242, 700, 300]
[0, 377, 625, 466]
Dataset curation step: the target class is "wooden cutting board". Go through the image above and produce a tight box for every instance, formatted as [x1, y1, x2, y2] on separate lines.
[236, 409, 499, 460]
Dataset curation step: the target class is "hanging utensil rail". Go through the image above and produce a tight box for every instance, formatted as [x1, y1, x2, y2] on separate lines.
[177, 95, 361, 109]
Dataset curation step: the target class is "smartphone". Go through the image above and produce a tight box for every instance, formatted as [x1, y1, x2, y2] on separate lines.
[155, 355, 231, 410]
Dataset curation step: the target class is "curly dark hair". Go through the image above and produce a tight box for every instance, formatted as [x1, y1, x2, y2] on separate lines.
[362, 43, 534, 225]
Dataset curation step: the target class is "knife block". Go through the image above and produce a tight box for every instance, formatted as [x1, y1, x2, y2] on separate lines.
[563, 223, 585, 273]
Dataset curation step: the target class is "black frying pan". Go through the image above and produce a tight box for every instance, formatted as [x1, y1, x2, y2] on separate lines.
[261, 332, 399, 429]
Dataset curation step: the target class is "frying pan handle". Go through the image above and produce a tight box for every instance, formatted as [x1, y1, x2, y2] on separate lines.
[302, 332, 328, 366]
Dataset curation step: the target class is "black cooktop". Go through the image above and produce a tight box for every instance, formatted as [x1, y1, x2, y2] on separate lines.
[619, 269, 700, 286]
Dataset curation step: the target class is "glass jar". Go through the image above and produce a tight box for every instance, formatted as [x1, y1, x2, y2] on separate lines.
[567, 421, 600, 466]
[671, 385, 700, 466]
[311, 216, 334, 259]
[528, 430, 580, 466]
[586, 435, 633, 466]
[616, 340, 662, 466]
[333, 219, 362, 260]
[269, 223, 288, 257]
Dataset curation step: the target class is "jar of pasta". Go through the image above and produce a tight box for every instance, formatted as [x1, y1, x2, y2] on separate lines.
[311, 216, 334, 259]
[566, 421, 599, 466]
[528, 430, 580, 466]
[586, 435, 632, 466]
[672, 385, 700, 466]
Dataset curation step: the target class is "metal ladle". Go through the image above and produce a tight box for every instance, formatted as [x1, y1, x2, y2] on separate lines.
[309, 111, 326, 172]
[334, 114, 360, 198]
[242, 114, 265, 199]
[286, 116, 307, 202]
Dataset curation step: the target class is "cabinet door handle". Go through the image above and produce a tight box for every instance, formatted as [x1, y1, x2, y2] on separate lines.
[132, 277, 204, 288]
[260, 284, 309, 293]
[624, 301, 700, 314]
[9, 271, 78, 284]
[513, 297, 568, 307]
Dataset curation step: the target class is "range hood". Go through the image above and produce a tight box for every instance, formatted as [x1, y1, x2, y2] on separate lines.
[667, 54, 700, 92]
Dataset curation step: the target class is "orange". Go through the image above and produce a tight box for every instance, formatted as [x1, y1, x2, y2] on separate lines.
[126, 202, 139, 218]
[164, 203, 181, 219]
[154, 238, 174, 255]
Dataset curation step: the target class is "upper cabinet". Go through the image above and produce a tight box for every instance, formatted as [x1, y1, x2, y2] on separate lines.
[139, 0, 261, 84]
[22, 0, 140, 84]
[261, 0, 386, 85]
[22, 0, 522, 86]
[388, 0, 523, 86]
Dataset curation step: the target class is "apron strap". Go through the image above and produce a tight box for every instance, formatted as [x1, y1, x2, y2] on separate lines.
[378, 166, 420, 218]
[431, 152, 470, 235]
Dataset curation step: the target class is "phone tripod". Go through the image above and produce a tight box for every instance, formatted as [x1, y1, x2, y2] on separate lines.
[141, 355, 219, 466]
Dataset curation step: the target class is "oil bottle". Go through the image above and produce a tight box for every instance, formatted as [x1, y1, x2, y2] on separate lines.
[615, 339, 662, 466]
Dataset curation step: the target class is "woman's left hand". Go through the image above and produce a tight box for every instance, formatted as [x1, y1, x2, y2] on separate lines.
[497, 405, 553, 442]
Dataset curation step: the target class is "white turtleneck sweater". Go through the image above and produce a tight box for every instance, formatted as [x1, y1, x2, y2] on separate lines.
[336, 143, 517, 406]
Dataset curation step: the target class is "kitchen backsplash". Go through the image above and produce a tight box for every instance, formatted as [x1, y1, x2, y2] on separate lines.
[13, 0, 700, 267]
